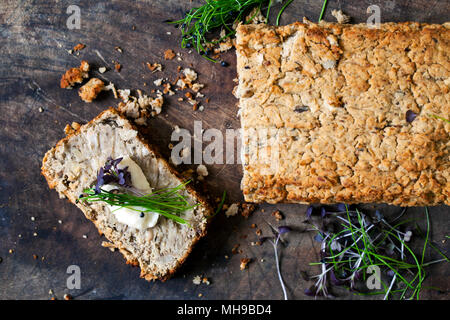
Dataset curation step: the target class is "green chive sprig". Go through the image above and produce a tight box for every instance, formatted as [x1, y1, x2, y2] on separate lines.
[167, 0, 294, 61]
[305, 206, 448, 299]
[80, 181, 198, 227]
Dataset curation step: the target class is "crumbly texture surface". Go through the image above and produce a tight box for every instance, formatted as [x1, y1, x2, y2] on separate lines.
[42, 108, 213, 280]
[235, 21, 450, 206]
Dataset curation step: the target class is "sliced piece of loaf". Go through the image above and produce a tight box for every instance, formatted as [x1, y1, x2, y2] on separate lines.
[42, 108, 213, 281]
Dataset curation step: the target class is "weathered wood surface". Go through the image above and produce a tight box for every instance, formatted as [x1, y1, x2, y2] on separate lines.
[0, 0, 448, 300]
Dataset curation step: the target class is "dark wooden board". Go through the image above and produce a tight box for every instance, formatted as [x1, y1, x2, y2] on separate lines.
[0, 0, 448, 300]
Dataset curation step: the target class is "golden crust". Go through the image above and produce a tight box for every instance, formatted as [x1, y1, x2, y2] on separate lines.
[41, 108, 214, 281]
[236, 21, 450, 206]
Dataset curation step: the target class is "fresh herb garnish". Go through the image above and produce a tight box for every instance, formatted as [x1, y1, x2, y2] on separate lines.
[261, 223, 291, 300]
[318, 0, 328, 22]
[168, 0, 293, 60]
[305, 205, 448, 299]
[429, 114, 450, 124]
[95, 156, 131, 193]
[80, 157, 197, 227]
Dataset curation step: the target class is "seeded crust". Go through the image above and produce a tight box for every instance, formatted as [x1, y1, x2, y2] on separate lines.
[236, 20, 450, 206]
[41, 108, 213, 281]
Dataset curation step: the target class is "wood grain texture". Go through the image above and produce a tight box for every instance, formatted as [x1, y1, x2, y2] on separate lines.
[0, 0, 448, 300]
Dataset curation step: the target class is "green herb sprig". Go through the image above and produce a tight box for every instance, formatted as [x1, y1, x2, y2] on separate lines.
[167, 0, 293, 61]
[429, 114, 450, 124]
[80, 181, 197, 227]
[305, 206, 448, 300]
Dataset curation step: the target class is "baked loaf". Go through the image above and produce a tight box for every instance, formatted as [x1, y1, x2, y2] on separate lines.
[42, 108, 213, 280]
[235, 20, 449, 206]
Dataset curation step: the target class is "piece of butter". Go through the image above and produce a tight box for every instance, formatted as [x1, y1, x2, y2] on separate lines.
[102, 155, 159, 230]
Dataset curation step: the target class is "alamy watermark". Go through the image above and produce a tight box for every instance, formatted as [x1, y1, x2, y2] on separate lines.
[66, 265, 81, 289]
[66, 5, 81, 30]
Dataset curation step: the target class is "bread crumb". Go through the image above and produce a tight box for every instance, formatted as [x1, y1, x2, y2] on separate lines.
[114, 46, 123, 53]
[164, 49, 176, 60]
[114, 62, 121, 72]
[153, 78, 163, 86]
[38, 107, 44, 113]
[272, 210, 284, 221]
[63, 294, 72, 300]
[331, 9, 351, 24]
[225, 203, 239, 217]
[196, 164, 208, 177]
[240, 258, 251, 270]
[60, 60, 90, 89]
[78, 78, 104, 103]
[241, 203, 256, 219]
[73, 43, 85, 52]
[193, 275, 202, 285]
[146, 62, 162, 73]
[98, 67, 107, 73]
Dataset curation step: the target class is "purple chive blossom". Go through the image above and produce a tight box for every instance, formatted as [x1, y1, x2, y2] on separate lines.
[406, 110, 417, 123]
[95, 157, 131, 193]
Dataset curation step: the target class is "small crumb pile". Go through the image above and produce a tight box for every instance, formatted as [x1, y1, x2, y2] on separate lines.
[117, 89, 164, 125]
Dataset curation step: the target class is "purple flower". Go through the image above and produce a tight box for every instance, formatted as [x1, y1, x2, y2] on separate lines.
[95, 157, 131, 193]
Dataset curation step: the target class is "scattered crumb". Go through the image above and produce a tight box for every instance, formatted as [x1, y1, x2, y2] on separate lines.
[60, 60, 90, 89]
[196, 164, 208, 177]
[73, 43, 85, 52]
[241, 203, 256, 219]
[114, 46, 123, 53]
[193, 275, 202, 285]
[153, 78, 163, 86]
[9, 249, 14, 254]
[117, 89, 164, 125]
[103, 82, 118, 99]
[30, 216, 35, 221]
[63, 294, 73, 300]
[272, 210, 284, 221]
[250, 241, 262, 246]
[33, 232, 38, 237]
[58, 220, 62, 224]
[202, 277, 210, 285]
[225, 203, 240, 217]
[331, 9, 351, 24]
[255, 229, 262, 236]
[240, 258, 251, 270]
[33, 254, 38, 260]
[164, 49, 176, 60]
[82, 234, 87, 239]
[250, 223, 257, 229]
[38, 107, 44, 113]
[146, 62, 162, 73]
[114, 62, 122, 72]
[78, 78, 104, 103]
[98, 66, 107, 73]
[231, 244, 240, 254]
